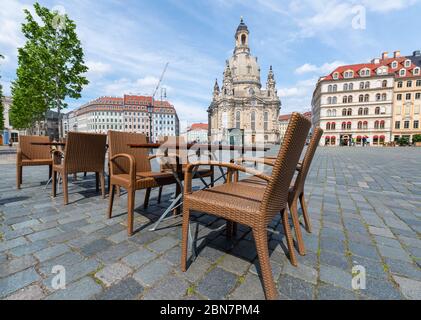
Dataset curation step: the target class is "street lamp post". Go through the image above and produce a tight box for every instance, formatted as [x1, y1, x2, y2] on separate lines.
[147, 103, 153, 143]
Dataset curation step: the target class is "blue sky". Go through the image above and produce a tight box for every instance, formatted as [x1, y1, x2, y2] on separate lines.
[1, 0, 420, 127]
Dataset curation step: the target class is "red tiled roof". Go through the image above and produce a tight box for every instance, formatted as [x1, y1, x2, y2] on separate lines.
[278, 114, 292, 121]
[188, 123, 208, 131]
[323, 55, 420, 80]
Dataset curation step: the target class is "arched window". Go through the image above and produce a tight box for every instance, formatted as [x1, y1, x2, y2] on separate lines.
[359, 95, 364, 102]
[331, 122, 336, 130]
[358, 121, 362, 129]
[332, 109, 337, 116]
[326, 122, 331, 130]
[380, 121, 385, 129]
[241, 34, 247, 45]
[264, 111, 269, 131]
[382, 80, 388, 88]
[374, 120, 380, 129]
[333, 85, 337, 92]
[357, 136, 362, 145]
[347, 108, 352, 116]
[331, 136, 336, 145]
[327, 109, 332, 117]
[251, 111, 256, 131]
[342, 108, 347, 116]
[373, 135, 379, 145]
[341, 122, 347, 130]
[349, 83, 354, 90]
[332, 97, 337, 104]
[328, 97, 332, 104]
[348, 95, 353, 103]
[360, 82, 364, 89]
[376, 93, 381, 101]
[365, 81, 370, 89]
[364, 108, 369, 115]
[363, 121, 368, 129]
[325, 137, 331, 145]
[343, 96, 348, 103]
[328, 85, 332, 92]
[358, 108, 363, 115]
[375, 107, 380, 115]
[382, 93, 387, 101]
[347, 122, 352, 130]
[344, 83, 348, 91]
[235, 111, 241, 129]
[380, 135, 385, 144]
[364, 94, 370, 102]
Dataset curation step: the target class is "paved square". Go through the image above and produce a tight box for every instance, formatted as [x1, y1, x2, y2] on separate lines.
[1, 147, 420, 300]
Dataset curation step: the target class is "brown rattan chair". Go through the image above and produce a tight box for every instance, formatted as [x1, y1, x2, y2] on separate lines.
[237, 127, 324, 256]
[156, 136, 214, 203]
[52, 132, 107, 205]
[181, 113, 311, 300]
[107, 131, 179, 236]
[16, 136, 53, 189]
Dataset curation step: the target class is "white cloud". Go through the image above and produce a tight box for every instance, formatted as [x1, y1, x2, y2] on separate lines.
[86, 61, 112, 76]
[103, 76, 161, 96]
[295, 60, 345, 75]
[362, 0, 419, 12]
[0, 0, 29, 51]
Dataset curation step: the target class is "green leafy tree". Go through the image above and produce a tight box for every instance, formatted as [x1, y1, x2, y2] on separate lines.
[0, 54, 4, 131]
[10, 2, 88, 137]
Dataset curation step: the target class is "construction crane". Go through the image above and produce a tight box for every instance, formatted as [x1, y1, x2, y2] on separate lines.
[152, 62, 169, 103]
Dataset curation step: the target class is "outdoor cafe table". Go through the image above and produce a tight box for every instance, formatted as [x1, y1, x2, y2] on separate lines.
[128, 142, 269, 232]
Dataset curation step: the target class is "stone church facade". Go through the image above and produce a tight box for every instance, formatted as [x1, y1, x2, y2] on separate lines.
[208, 19, 281, 145]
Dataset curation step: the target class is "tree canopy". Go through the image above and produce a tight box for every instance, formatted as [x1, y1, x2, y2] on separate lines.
[10, 2, 88, 136]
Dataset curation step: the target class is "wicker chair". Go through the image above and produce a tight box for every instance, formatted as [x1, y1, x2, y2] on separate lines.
[52, 132, 107, 205]
[107, 131, 179, 236]
[156, 136, 214, 203]
[181, 113, 311, 300]
[237, 127, 324, 256]
[16, 136, 53, 189]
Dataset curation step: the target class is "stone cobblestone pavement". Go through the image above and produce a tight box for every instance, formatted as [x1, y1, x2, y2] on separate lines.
[1, 147, 421, 300]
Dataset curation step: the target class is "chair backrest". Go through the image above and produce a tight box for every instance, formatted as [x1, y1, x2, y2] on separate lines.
[63, 132, 107, 173]
[260, 113, 311, 223]
[292, 127, 323, 196]
[108, 131, 151, 175]
[19, 135, 51, 160]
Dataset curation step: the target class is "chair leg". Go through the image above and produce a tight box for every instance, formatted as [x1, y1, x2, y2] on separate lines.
[144, 188, 151, 209]
[108, 184, 115, 219]
[127, 189, 135, 236]
[16, 165, 22, 189]
[181, 206, 191, 272]
[226, 220, 233, 239]
[157, 186, 163, 204]
[117, 186, 121, 197]
[281, 208, 297, 266]
[84, 172, 87, 177]
[289, 199, 306, 256]
[299, 193, 312, 233]
[52, 171, 57, 197]
[95, 172, 99, 192]
[99, 172, 105, 198]
[253, 227, 278, 300]
[48, 165, 52, 179]
[62, 174, 69, 205]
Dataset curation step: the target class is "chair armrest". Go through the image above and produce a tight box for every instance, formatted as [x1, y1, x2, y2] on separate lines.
[184, 161, 272, 194]
[110, 153, 136, 186]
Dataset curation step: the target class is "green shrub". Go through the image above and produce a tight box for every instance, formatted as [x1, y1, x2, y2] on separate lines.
[398, 137, 410, 146]
[413, 134, 421, 143]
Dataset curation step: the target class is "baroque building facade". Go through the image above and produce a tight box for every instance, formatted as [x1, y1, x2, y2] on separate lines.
[208, 19, 281, 145]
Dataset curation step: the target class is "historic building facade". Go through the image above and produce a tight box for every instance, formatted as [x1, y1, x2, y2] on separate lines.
[208, 19, 281, 145]
[312, 51, 421, 146]
[62, 95, 179, 141]
[392, 51, 421, 143]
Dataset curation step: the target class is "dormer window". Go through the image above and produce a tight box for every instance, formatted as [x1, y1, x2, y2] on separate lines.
[414, 67, 420, 75]
[344, 70, 354, 79]
[404, 59, 411, 68]
[400, 69, 406, 77]
[360, 68, 370, 77]
[333, 72, 339, 80]
[391, 61, 398, 69]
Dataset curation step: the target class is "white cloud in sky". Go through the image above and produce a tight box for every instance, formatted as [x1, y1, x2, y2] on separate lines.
[295, 60, 345, 75]
[86, 61, 112, 76]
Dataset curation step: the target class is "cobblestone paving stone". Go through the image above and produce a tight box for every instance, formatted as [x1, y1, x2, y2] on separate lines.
[1, 147, 421, 300]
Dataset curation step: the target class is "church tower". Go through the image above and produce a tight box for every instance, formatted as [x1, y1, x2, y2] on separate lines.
[208, 18, 281, 145]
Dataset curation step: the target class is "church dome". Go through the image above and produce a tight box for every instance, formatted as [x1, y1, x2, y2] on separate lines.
[228, 53, 261, 88]
[236, 18, 249, 34]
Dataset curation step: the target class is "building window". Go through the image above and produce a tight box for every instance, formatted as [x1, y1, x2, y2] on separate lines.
[342, 108, 347, 116]
[379, 120, 384, 129]
[405, 105, 411, 115]
[332, 97, 337, 104]
[327, 97, 332, 104]
[363, 121, 368, 129]
[407, 80, 413, 88]
[374, 120, 379, 129]
[417, 80, 421, 87]
[331, 122, 336, 130]
[360, 82, 364, 89]
[414, 67, 420, 75]
[348, 95, 353, 103]
[375, 107, 380, 115]
[347, 122, 352, 130]
[404, 121, 410, 129]
[397, 94, 402, 101]
[328, 85, 332, 92]
[364, 94, 369, 102]
[414, 120, 419, 129]
[382, 80, 388, 88]
[343, 96, 348, 103]
[341, 122, 346, 130]
[400, 69, 406, 77]
[406, 93, 412, 100]
[325, 137, 331, 145]
[264, 111, 269, 131]
[405, 60, 411, 67]
[364, 108, 369, 115]
[416, 93, 421, 100]
[331, 136, 336, 145]
[251, 111, 256, 131]
[333, 85, 337, 92]
[333, 72, 339, 80]
[365, 82, 370, 89]
[347, 108, 352, 116]
[358, 108, 363, 115]
[415, 105, 420, 114]
[376, 93, 381, 101]
[344, 83, 348, 91]
[359, 95, 364, 102]
[358, 121, 362, 129]
[395, 121, 400, 129]
[327, 109, 331, 117]
[397, 81, 403, 88]
[326, 122, 331, 130]
[235, 111, 241, 129]
[392, 61, 398, 68]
